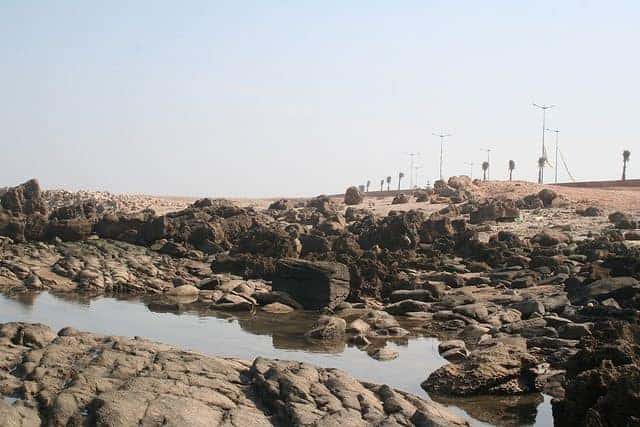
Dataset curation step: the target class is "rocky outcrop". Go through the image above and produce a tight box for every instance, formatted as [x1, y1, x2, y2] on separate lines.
[422, 342, 540, 396]
[359, 211, 424, 251]
[552, 321, 640, 427]
[0, 239, 211, 293]
[0, 323, 468, 427]
[0, 179, 47, 216]
[272, 259, 350, 310]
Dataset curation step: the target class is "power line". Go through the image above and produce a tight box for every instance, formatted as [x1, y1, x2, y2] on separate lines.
[432, 132, 451, 181]
[545, 128, 560, 183]
[559, 148, 576, 182]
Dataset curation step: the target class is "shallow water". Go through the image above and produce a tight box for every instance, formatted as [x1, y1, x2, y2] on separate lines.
[0, 291, 553, 426]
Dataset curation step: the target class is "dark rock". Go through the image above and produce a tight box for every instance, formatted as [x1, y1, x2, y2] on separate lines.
[518, 194, 544, 210]
[552, 321, 640, 427]
[268, 199, 295, 210]
[385, 299, 431, 315]
[578, 206, 604, 217]
[46, 218, 93, 241]
[344, 186, 364, 205]
[272, 259, 350, 310]
[391, 193, 410, 205]
[359, 210, 424, 251]
[0, 179, 47, 216]
[538, 189, 558, 207]
[470, 200, 520, 224]
[567, 276, 640, 304]
[212, 253, 277, 280]
[236, 225, 300, 258]
[531, 229, 570, 247]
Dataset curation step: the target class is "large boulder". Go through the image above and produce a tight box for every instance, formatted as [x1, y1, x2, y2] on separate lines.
[448, 175, 472, 190]
[272, 259, 350, 310]
[0, 178, 47, 215]
[305, 315, 346, 341]
[538, 188, 558, 207]
[566, 276, 640, 305]
[422, 342, 539, 396]
[391, 193, 410, 204]
[343, 186, 364, 205]
[268, 199, 295, 210]
[469, 200, 520, 224]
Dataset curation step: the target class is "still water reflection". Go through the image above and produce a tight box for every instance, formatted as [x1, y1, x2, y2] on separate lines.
[0, 291, 552, 426]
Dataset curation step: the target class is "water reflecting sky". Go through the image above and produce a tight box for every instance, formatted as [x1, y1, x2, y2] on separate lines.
[0, 291, 552, 426]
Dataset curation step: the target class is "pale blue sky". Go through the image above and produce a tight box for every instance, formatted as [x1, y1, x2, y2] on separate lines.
[1, 1, 638, 197]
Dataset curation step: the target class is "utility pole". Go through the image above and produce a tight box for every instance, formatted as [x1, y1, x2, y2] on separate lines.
[546, 128, 560, 183]
[432, 132, 451, 181]
[464, 162, 474, 179]
[533, 103, 556, 159]
[481, 148, 492, 180]
[407, 152, 420, 188]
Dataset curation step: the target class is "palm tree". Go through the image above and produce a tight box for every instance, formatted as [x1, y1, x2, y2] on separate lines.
[366, 180, 371, 192]
[386, 176, 392, 191]
[380, 179, 384, 191]
[397, 172, 405, 191]
[538, 157, 546, 184]
[622, 150, 631, 181]
[482, 161, 489, 181]
[508, 160, 515, 181]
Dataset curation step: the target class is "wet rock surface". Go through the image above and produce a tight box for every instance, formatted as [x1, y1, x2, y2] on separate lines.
[0, 322, 468, 427]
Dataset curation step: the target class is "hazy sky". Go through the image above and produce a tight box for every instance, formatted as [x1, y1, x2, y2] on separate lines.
[1, 1, 638, 197]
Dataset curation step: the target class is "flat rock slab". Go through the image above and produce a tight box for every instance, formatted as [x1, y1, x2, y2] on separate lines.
[0, 322, 468, 427]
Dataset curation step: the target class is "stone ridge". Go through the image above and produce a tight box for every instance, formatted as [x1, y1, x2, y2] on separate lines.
[0, 322, 468, 427]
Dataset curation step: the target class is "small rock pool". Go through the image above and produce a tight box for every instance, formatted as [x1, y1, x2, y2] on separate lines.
[0, 291, 553, 426]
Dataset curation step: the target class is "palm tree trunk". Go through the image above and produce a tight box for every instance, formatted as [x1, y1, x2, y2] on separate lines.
[397, 180, 401, 191]
[483, 170, 486, 181]
[623, 162, 627, 181]
[509, 170, 513, 181]
[387, 183, 390, 191]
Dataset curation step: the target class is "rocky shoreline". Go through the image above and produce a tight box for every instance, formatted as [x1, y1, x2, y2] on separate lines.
[1, 177, 640, 425]
[0, 322, 468, 426]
